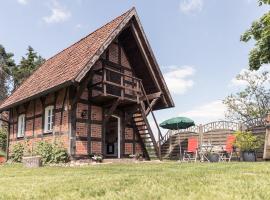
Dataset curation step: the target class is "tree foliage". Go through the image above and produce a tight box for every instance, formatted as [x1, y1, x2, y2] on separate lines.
[223, 70, 270, 123]
[241, 0, 270, 70]
[0, 45, 16, 100]
[0, 45, 45, 96]
[0, 129, 7, 151]
[12, 46, 45, 88]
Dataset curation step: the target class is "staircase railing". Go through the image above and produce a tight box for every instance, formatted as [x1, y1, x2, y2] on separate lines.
[139, 81, 163, 160]
[160, 129, 174, 146]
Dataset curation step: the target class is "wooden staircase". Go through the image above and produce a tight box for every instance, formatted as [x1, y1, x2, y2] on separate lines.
[160, 132, 182, 160]
[132, 105, 160, 160]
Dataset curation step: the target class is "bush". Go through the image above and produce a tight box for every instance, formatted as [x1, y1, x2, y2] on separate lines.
[234, 131, 263, 152]
[35, 141, 69, 164]
[0, 150, 6, 157]
[10, 143, 25, 162]
[0, 129, 7, 151]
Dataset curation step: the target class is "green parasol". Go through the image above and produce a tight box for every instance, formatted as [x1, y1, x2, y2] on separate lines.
[160, 117, 195, 130]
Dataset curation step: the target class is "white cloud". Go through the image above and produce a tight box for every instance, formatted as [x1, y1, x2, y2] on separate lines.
[179, 0, 203, 14]
[163, 65, 195, 95]
[43, 1, 71, 24]
[17, 0, 29, 5]
[179, 100, 226, 124]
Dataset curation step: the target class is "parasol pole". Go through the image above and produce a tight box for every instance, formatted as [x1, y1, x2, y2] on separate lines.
[178, 124, 182, 161]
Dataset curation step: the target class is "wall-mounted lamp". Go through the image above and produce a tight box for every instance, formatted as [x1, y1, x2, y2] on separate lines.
[81, 110, 88, 119]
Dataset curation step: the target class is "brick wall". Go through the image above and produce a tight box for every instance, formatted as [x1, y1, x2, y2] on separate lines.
[90, 105, 103, 155]
[75, 88, 89, 156]
[8, 88, 70, 156]
[124, 125, 144, 157]
[74, 89, 104, 156]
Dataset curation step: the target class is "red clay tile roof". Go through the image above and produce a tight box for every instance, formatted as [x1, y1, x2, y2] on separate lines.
[0, 7, 174, 111]
[0, 8, 134, 111]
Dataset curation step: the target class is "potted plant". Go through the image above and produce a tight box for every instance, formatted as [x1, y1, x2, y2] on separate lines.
[234, 131, 262, 162]
[208, 153, 219, 162]
[0, 150, 6, 164]
[129, 153, 143, 161]
[91, 154, 103, 163]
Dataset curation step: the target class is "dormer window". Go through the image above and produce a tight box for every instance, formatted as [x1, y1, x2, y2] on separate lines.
[17, 114, 25, 138]
[44, 106, 54, 133]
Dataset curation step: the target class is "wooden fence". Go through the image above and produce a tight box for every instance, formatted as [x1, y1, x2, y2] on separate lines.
[161, 119, 268, 160]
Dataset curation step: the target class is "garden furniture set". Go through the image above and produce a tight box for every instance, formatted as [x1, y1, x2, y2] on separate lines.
[182, 135, 238, 162]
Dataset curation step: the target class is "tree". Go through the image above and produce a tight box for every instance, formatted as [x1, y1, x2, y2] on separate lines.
[223, 70, 270, 123]
[0, 45, 16, 100]
[241, 0, 270, 70]
[12, 46, 45, 88]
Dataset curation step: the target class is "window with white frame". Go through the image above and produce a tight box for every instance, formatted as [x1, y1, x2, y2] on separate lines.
[17, 114, 25, 137]
[44, 106, 54, 133]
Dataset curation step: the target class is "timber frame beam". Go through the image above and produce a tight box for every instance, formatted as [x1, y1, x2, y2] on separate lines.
[104, 98, 122, 123]
[145, 98, 159, 116]
[140, 92, 162, 101]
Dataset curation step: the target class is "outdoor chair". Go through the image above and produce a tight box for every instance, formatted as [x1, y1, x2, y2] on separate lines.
[182, 137, 199, 162]
[219, 135, 237, 162]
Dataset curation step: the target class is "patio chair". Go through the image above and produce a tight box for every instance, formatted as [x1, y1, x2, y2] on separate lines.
[183, 137, 199, 162]
[219, 134, 236, 162]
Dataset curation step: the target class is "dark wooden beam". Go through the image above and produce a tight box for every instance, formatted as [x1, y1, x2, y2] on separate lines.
[32, 99, 36, 137]
[69, 85, 77, 158]
[6, 109, 11, 160]
[140, 92, 162, 101]
[104, 98, 121, 122]
[145, 98, 159, 116]
[60, 88, 69, 127]
[72, 71, 94, 106]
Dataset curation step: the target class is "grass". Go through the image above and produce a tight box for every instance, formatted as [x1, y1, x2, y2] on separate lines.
[0, 162, 270, 200]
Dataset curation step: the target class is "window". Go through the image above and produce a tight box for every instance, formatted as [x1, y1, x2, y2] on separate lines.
[17, 114, 25, 137]
[44, 106, 54, 133]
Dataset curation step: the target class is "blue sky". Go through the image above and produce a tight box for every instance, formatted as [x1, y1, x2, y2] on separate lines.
[0, 0, 269, 129]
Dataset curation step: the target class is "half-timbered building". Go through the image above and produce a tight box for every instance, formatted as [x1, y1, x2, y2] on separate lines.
[0, 8, 174, 160]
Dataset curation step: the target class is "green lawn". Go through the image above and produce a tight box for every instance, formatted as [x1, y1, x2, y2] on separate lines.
[0, 162, 270, 200]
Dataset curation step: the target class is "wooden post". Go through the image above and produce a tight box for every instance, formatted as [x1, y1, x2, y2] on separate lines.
[199, 124, 203, 147]
[263, 114, 270, 160]
[169, 130, 172, 155]
[121, 75, 124, 100]
[136, 81, 140, 104]
[6, 110, 11, 160]
[103, 68, 107, 96]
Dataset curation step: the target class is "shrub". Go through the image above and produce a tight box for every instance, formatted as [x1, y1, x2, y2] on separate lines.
[35, 141, 69, 164]
[10, 143, 25, 162]
[0, 129, 7, 151]
[234, 131, 263, 152]
[0, 150, 6, 157]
